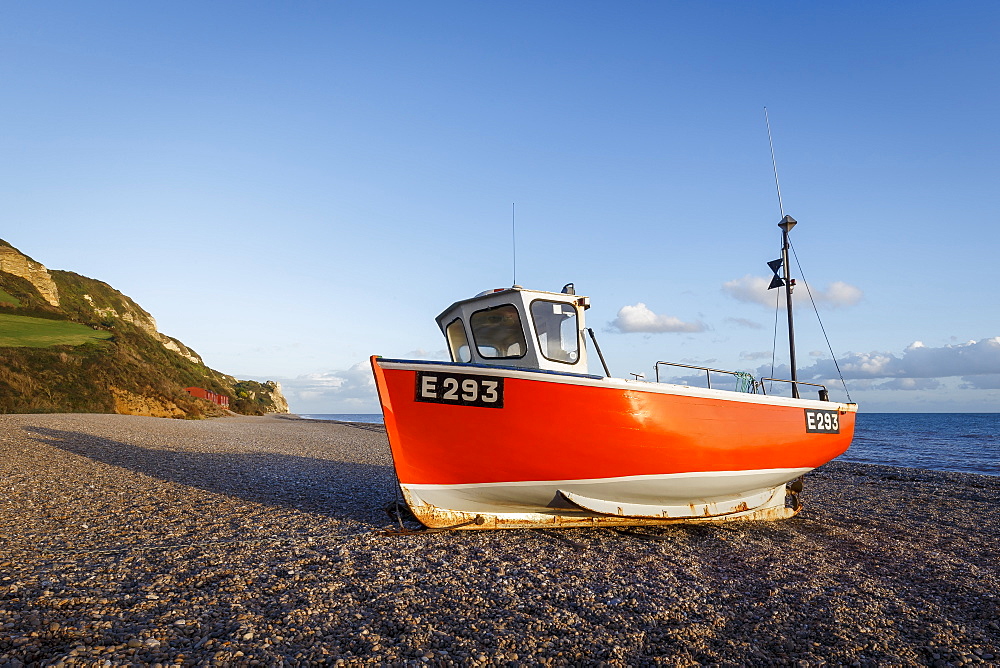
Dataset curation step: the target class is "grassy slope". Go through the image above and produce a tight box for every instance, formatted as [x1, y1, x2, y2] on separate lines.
[0, 313, 114, 347]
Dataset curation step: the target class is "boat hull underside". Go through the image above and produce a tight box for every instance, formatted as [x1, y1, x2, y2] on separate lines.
[401, 468, 806, 529]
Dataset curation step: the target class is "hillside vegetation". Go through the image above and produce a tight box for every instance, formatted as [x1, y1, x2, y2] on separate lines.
[0, 240, 288, 418]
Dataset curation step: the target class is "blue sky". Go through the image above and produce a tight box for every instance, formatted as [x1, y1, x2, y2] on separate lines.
[2, 1, 998, 413]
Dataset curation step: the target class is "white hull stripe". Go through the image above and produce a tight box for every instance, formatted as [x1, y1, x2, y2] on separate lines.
[404, 467, 809, 492]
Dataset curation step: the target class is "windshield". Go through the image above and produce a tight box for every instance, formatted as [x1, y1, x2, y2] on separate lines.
[530, 300, 579, 364]
[470, 304, 527, 359]
[445, 318, 472, 363]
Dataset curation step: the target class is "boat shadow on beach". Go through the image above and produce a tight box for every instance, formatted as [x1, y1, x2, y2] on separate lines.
[22, 424, 397, 528]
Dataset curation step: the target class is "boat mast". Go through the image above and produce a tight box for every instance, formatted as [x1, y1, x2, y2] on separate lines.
[779, 215, 799, 398]
[765, 108, 800, 399]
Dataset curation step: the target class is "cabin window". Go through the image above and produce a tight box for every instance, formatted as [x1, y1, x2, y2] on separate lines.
[530, 300, 579, 364]
[445, 318, 472, 363]
[470, 304, 527, 359]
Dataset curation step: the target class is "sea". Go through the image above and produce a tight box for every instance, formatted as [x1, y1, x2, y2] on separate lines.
[845, 413, 998, 477]
[300, 413, 999, 477]
[301, 414, 386, 424]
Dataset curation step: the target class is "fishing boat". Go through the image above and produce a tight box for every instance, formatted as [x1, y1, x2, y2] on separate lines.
[371, 216, 857, 530]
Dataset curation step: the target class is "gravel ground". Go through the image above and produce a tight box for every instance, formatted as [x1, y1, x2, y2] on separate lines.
[1, 413, 997, 667]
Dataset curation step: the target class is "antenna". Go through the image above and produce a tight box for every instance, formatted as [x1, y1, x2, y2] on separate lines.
[764, 107, 785, 218]
[511, 202, 516, 286]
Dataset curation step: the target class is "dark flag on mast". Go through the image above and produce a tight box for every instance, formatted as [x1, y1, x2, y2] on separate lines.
[767, 259, 784, 290]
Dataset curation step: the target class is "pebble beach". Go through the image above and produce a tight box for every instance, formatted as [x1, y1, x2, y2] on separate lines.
[1, 413, 997, 667]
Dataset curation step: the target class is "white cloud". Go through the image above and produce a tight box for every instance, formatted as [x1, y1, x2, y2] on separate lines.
[821, 281, 864, 307]
[871, 378, 944, 391]
[838, 352, 896, 377]
[722, 275, 774, 307]
[767, 337, 1000, 386]
[722, 275, 862, 309]
[608, 303, 707, 334]
[895, 337, 1000, 377]
[276, 362, 379, 412]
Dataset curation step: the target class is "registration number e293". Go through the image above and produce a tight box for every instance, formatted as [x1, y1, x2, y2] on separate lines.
[804, 409, 840, 434]
[415, 371, 504, 409]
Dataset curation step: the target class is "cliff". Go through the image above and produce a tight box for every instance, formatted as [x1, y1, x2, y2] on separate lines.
[0, 242, 60, 306]
[0, 239, 289, 418]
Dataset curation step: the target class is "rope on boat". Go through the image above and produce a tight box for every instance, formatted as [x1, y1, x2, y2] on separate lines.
[734, 371, 757, 393]
[380, 509, 485, 536]
[770, 279, 781, 395]
[788, 242, 853, 403]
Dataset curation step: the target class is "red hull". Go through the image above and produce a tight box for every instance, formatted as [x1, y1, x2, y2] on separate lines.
[373, 358, 854, 485]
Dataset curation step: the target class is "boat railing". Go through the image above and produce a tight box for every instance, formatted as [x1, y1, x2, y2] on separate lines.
[654, 361, 760, 393]
[759, 377, 830, 401]
[654, 362, 833, 400]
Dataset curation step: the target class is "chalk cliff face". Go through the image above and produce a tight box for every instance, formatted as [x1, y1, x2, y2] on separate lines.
[229, 379, 291, 415]
[264, 381, 290, 413]
[0, 243, 60, 306]
[160, 336, 203, 365]
[80, 291, 159, 339]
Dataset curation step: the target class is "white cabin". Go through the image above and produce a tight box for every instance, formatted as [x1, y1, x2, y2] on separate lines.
[435, 285, 593, 375]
